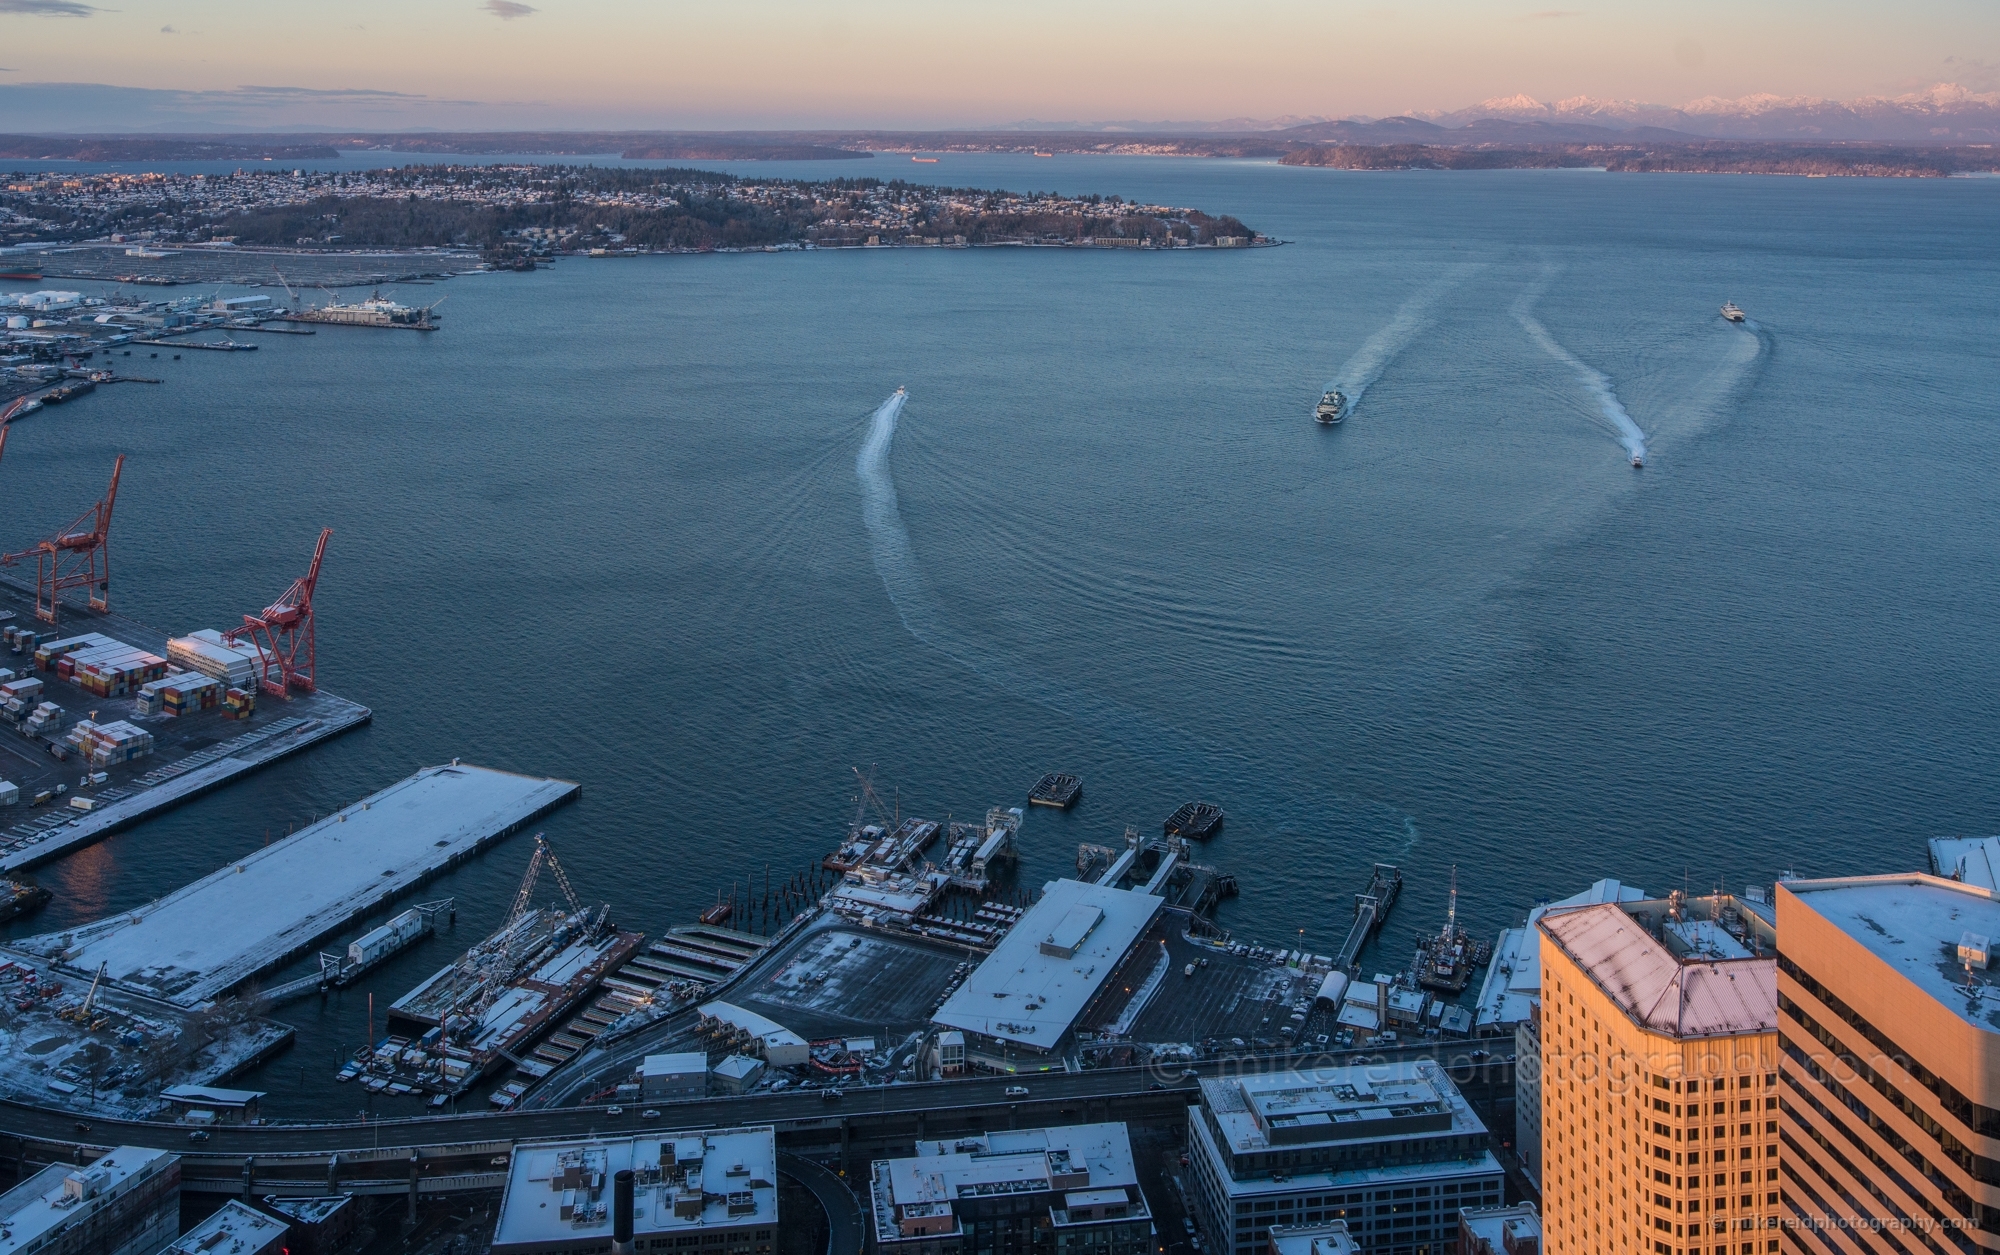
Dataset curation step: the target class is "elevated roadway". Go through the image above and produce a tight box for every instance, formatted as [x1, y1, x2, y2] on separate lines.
[0, 1043, 1513, 1197]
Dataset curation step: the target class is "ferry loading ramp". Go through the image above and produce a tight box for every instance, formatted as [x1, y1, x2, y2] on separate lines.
[14, 763, 579, 1007]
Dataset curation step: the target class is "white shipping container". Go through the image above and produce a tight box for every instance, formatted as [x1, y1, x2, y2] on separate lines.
[347, 908, 428, 969]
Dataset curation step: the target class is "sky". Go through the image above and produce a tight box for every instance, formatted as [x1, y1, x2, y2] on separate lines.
[0, 0, 1995, 131]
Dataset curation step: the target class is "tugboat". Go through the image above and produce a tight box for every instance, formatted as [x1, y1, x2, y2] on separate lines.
[1314, 389, 1348, 425]
[1719, 301, 1746, 323]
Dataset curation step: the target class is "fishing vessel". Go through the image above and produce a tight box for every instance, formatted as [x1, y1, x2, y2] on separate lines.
[1315, 389, 1348, 425]
[1719, 301, 1746, 323]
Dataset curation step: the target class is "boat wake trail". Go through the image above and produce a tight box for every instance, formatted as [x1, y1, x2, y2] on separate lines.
[1513, 271, 1648, 465]
[855, 388, 959, 654]
[1326, 270, 1474, 415]
[855, 386, 1424, 846]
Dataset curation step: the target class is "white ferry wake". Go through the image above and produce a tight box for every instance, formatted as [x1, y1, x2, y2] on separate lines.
[1513, 271, 1648, 466]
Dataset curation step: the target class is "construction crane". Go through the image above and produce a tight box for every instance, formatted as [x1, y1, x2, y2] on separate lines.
[272, 267, 302, 312]
[0, 454, 124, 626]
[225, 526, 330, 698]
[508, 833, 584, 926]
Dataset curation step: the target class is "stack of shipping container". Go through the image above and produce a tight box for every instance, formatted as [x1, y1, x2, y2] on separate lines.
[135, 674, 223, 717]
[166, 629, 262, 689]
[65, 642, 170, 699]
[0, 674, 43, 723]
[2, 624, 41, 657]
[61, 718, 154, 767]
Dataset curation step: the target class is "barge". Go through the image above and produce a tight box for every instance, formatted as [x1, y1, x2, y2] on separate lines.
[1163, 800, 1225, 840]
[1028, 772, 1081, 808]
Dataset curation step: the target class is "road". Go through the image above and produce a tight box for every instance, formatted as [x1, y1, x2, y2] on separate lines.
[778, 1152, 866, 1255]
[0, 1044, 1514, 1190]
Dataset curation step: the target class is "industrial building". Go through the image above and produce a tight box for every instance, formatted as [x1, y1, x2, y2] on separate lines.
[1534, 893, 1779, 1255]
[159, 1084, 264, 1125]
[930, 878, 1164, 1072]
[640, 1052, 708, 1101]
[0, 1146, 181, 1255]
[1186, 1062, 1504, 1255]
[160, 1201, 288, 1255]
[490, 1126, 778, 1255]
[1776, 873, 2000, 1254]
[869, 1123, 1153, 1255]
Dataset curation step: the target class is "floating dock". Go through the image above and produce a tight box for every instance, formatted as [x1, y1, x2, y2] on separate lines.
[0, 577, 372, 873]
[14, 763, 579, 1006]
[1163, 800, 1225, 840]
[1028, 773, 1081, 808]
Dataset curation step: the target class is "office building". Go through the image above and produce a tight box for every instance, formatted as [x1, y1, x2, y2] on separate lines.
[1267, 1222, 1363, 1255]
[491, 1126, 777, 1255]
[869, 1123, 1152, 1255]
[0, 1146, 180, 1255]
[159, 1201, 288, 1255]
[1777, 873, 2000, 1253]
[1186, 1061, 1504, 1255]
[1454, 1203, 1538, 1255]
[1536, 894, 1779, 1255]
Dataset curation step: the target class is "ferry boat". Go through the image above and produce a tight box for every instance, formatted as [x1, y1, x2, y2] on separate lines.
[288, 290, 440, 330]
[1719, 301, 1746, 323]
[1314, 389, 1348, 425]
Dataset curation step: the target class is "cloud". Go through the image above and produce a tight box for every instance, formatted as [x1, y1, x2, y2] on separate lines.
[0, 0, 100, 15]
[159, 23, 172, 32]
[482, 0, 535, 17]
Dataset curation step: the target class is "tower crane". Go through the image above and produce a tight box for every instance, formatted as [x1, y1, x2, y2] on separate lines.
[1, 454, 124, 626]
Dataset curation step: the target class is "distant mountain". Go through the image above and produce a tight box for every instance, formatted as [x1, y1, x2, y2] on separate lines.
[989, 116, 1331, 134]
[1412, 84, 2000, 143]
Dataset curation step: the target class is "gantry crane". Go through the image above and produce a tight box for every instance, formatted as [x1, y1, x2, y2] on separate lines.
[226, 527, 330, 697]
[1, 454, 124, 626]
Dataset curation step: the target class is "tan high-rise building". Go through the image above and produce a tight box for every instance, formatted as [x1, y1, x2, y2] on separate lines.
[1536, 895, 1781, 1255]
[1776, 873, 2000, 1254]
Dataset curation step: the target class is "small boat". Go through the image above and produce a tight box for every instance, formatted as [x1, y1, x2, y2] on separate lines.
[911, 157, 939, 163]
[1315, 389, 1348, 425]
[1033, 151, 1054, 158]
[1631, 454, 1644, 469]
[1720, 301, 1745, 323]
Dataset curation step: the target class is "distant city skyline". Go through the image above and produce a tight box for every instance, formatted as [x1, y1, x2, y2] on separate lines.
[0, 0, 1993, 132]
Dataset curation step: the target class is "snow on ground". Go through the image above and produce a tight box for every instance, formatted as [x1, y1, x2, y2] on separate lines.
[15, 763, 577, 1006]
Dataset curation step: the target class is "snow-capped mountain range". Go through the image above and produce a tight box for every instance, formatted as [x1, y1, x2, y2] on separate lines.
[1407, 85, 2000, 142]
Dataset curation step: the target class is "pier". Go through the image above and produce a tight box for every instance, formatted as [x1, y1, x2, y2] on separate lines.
[13, 763, 580, 1006]
[1334, 863, 1403, 971]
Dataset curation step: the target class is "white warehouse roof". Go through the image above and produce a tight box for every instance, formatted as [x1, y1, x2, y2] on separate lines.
[931, 878, 1162, 1050]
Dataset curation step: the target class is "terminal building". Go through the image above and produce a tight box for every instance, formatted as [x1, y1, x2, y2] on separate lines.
[930, 878, 1164, 1073]
[1534, 893, 1779, 1255]
[1776, 873, 2000, 1254]
[1186, 1062, 1504, 1255]
[869, 1122, 1153, 1255]
[491, 1126, 778, 1255]
[0, 1146, 181, 1255]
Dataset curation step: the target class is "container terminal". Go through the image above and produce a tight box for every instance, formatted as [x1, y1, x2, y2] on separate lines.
[0, 520, 370, 872]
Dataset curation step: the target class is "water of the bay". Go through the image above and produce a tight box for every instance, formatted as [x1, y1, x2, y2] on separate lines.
[2, 156, 1995, 1116]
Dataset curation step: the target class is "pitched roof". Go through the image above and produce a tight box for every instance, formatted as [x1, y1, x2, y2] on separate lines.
[1539, 903, 1775, 1038]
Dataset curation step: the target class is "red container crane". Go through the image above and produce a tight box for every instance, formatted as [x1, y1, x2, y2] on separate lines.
[1, 454, 124, 627]
[227, 527, 331, 698]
